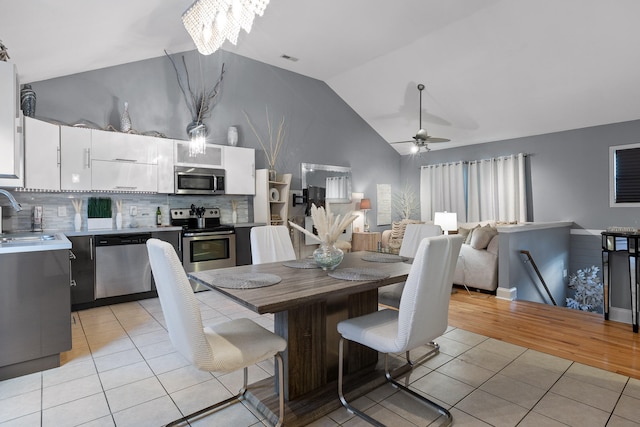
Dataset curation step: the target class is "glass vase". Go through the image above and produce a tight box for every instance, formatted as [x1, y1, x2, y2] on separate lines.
[268, 169, 278, 182]
[313, 242, 344, 271]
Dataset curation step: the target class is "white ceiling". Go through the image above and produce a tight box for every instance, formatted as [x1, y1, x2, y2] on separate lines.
[2, 0, 640, 154]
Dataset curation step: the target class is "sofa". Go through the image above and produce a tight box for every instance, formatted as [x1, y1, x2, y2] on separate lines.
[452, 222, 499, 292]
[378, 221, 499, 308]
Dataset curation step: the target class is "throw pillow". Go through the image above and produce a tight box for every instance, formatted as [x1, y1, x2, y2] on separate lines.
[458, 226, 473, 242]
[464, 225, 480, 245]
[470, 225, 498, 250]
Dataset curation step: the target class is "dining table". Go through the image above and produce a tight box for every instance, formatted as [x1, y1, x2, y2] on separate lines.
[188, 250, 412, 426]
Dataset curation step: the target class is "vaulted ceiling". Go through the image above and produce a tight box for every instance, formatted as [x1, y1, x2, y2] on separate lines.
[2, 0, 639, 154]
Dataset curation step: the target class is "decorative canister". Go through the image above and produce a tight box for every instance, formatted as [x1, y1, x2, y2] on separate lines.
[227, 126, 238, 146]
[20, 84, 36, 118]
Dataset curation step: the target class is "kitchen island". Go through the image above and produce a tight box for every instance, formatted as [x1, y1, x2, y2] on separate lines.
[0, 232, 72, 380]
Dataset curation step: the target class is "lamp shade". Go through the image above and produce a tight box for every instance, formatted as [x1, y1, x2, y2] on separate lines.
[360, 198, 371, 210]
[433, 211, 457, 233]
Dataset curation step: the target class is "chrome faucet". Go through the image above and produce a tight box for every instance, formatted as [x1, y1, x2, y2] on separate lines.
[0, 189, 22, 211]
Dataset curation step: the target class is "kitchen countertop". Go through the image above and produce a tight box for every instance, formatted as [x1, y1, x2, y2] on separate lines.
[0, 223, 262, 254]
[0, 232, 71, 254]
[64, 226, 183, 237]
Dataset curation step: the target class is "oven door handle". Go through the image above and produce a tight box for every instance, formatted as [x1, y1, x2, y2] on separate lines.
[182, 230, 235, 237]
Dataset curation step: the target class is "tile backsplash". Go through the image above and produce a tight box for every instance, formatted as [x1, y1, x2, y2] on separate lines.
[1, 191, 251, 232]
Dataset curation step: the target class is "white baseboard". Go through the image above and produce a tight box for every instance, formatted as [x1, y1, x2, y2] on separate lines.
[609, 307, 632, 325]
[496, 287, 517, 301]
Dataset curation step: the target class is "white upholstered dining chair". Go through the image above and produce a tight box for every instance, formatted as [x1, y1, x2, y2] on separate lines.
[378, 223, 443, 308]
[337, 234, 463, 427]
[250, 225, 296, 264]
[146, 239, 287, 427]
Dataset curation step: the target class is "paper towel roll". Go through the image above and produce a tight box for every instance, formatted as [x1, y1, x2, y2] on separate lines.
[269, 187, 280, 201]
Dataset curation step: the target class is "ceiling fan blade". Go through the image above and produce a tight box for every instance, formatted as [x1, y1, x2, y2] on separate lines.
[389, 140, 415, 144]
[425, 137, 450, 143]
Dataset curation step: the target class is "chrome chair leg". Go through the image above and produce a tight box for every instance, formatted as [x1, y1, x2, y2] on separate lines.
[166, 354, 286, 427]
[338, 338, 452, 427]
[338, 338, 385, 427]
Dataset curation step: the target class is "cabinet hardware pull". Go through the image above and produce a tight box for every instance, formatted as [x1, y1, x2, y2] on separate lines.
[114, 158, 137, 162]
[114, 186, 137, 190]
[70, 279, 77, 287]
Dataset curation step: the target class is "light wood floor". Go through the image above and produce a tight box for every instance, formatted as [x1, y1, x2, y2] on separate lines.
[448, 288, 640, 380]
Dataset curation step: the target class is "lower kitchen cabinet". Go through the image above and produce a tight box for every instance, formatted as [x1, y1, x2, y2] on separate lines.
[0, 249, 71, 380]
[69, 235, 95, 307]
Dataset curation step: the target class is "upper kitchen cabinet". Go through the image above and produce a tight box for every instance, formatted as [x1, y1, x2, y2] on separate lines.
[91, 161, 157, 192]
[224, 146, 255, 195]
[91, 129, 158, 163]
[91, 129, 159, 192]
[24, 117, 60, 191]
[60, 126, 92, 191]
[174, 141, 223, 168]
[0, 61, 24, 188]
[157, 138, 174, 194]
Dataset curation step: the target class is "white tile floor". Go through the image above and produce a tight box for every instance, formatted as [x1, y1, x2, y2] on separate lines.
[1, 290, 640, 427]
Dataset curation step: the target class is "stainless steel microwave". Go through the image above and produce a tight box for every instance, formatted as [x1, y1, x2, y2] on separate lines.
[174, 166, 225, 195]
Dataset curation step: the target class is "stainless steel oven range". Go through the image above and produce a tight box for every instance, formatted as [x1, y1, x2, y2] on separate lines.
[170, 207, 236, 292]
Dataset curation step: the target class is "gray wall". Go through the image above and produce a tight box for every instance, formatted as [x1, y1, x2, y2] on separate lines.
[400, 119, 640, 230]
[400, 120, 640, 311]
[25, 49, 401, 230]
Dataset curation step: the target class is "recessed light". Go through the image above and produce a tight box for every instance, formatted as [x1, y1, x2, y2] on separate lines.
[280, 54, 299, 62]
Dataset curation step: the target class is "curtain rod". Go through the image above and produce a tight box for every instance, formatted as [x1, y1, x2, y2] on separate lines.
[420, 153, 528, 169]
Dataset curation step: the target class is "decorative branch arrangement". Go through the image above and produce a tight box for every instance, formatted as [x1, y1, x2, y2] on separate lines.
[289, 204, 357, 245]
[392, 182, 419, 220]
[566, 266, 603, 312]
[71, 199, 82, 214]
[165, 50, 225, 125]
[243, 106, 286, 171]
[0, 40, 9, 61]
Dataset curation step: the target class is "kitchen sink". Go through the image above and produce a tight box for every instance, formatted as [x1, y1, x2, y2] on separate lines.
[0, 234, 57, 243]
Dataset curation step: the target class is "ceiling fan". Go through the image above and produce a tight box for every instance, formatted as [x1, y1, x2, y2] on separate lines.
[390, 83, 450, 153]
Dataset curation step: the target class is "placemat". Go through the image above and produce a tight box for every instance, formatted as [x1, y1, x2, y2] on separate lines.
[201, 273, 282, 289]
[361, 253, 406, 263]
[282, 259, 320, 269]
[328, 268, 390, 281]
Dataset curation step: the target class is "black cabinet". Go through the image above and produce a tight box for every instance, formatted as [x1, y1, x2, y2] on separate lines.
[69, 235, 95, 307]
[235, 226, 253, 266]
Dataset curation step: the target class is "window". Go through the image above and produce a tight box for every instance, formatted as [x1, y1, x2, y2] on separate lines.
[609, 143, 640, 207]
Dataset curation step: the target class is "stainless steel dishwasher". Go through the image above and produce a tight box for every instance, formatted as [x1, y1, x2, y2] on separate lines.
[95, 233, 153, 299]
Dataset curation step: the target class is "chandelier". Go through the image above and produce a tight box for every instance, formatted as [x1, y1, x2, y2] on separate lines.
[182, 0, 270, 55]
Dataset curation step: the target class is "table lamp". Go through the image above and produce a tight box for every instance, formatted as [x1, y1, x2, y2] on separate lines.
[434, 211, 457, 235]
[360, 198, 371, 232]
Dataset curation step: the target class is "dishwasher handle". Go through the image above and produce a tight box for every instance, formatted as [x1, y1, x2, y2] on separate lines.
[95, 233, 152, 246]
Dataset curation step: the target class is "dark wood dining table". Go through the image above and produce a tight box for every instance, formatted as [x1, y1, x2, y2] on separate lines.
[188, 251, 412, 426]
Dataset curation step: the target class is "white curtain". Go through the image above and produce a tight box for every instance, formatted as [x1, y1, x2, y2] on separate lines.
[326, 176, 348, 200]
[420, 162, 466, 222]
[467, 153, 527, 223]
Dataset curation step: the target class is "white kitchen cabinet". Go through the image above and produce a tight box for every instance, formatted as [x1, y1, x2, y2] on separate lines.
[60, 126, 92, 191]
[224, 145, 255, 195]
[157, 138, 174, 193]
[174, 141, 223, 168]
[91, 160, 157, 192]
[0, 61, 24, 188]
[24, 117, 60, 191]
[91, 129, 158, 164]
